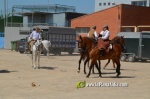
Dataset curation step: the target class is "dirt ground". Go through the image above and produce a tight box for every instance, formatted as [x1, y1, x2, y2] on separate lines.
[0, 49, 150, 99]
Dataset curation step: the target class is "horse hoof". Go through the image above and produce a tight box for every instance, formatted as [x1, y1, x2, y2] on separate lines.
[86, 75, 89, 78]
[99, 75, 102, 78]
[103, 67, 105, 69]
[77, 71, 80, 73]
[116, 75, 119, 78]
[84, 72, 87, 74]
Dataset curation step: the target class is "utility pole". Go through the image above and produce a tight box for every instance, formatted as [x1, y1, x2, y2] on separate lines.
[4, 0, 6, 27]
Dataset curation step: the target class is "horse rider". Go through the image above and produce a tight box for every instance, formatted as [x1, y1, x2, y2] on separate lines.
[98, 25, 110, 56]
[29, 26, 41, 52]
[87, 26, 98, 42]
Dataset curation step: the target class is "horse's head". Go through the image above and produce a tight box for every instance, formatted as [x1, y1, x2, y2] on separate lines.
[111, 36, 125, 46]
[34, 40, 43, 51]
[77, 35, 87, 52]
[77, 35, 95, 52]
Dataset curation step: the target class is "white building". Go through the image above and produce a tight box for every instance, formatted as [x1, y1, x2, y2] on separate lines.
[95, 0, 150, 11]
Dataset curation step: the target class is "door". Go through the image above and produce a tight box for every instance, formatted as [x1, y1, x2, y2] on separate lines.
[141, 33, 150, 58]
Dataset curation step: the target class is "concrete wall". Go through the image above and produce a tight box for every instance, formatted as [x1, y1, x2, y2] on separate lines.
[4, 27, 30, 49]
[53, 13, 66, 27]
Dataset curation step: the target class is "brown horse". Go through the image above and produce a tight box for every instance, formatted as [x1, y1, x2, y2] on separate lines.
[86, 36, 125, 78]
[77, 36, 115, 74]
[77, 37, 97, 74]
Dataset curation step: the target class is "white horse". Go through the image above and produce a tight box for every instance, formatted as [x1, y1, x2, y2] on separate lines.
[31, 40, 43, 69]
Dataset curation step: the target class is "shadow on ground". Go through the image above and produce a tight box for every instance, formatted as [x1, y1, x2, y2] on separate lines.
[91, 75, 136, 78]
[39, 66, 57, 70]
[0, 70, 17, 73]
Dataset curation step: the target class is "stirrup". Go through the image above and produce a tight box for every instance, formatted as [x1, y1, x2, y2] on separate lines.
[109, 44, 112, 49]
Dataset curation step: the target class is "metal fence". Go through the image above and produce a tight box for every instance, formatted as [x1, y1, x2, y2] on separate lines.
[7, 22, 57, 27]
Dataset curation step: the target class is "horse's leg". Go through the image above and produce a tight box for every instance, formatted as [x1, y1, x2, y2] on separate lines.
[92, 64, 95, 74]
[38, 51, 40, 69]
[31, 52, 33, 67]
[116, 61, 121, 77]
[113, 58, 121, 77]
[95, 61, 102, 77]
[84, 58, 89, 74]
[87, 60, 89, 68]
[112, 60, 116, 69]
[47, 49, 49, 59]
[78, 56, 82, 73]
[98, 59, 101, 75]
[103, 59, 110, 69]
[33, 51, 37, 69]
[86, 58, 96, 78]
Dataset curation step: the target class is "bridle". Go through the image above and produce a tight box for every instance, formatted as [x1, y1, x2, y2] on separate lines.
[33, 40, 42, 51]
[77, 40, 87, 52]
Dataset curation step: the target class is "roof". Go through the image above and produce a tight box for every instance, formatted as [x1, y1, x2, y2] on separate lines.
[17, 12, 50, 16]
[13, 4, 76, 13]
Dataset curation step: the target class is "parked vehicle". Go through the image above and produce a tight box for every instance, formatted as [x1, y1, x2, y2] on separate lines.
[18, 26, 76, 55]
[18, 37, 29, 54]
[118, 32, 150, 62]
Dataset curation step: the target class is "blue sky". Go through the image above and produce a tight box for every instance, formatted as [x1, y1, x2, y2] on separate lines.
[0, 0, 95, 14]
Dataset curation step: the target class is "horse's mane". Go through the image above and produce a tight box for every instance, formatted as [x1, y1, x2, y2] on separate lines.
[82, 37, 95, 42]
[110, 36, 120, 43]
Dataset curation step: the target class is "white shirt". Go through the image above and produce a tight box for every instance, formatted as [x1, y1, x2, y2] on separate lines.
[30, 31, 41, 40]
[100, 30, 110, 40]
[87, 29, 98, 38]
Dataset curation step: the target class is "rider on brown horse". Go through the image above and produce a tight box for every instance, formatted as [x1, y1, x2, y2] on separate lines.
[98, 25, 111, 56]
[87, 26, 98, 42]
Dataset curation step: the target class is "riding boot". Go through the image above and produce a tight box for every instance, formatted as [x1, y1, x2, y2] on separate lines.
[99, 48, 105, 56]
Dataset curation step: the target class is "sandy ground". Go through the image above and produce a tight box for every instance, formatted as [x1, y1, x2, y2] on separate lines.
[0, 49, 150, 99]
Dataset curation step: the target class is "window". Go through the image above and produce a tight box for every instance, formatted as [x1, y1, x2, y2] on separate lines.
[131, 1, 147, 6]
[76, 27, 90, 33]
[99, 3, 102, 6]
[103, 3, 106, 6]
[108, 2, 110, 5]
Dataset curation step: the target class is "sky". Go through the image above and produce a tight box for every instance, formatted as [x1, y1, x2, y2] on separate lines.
[0, 0, 95, 14]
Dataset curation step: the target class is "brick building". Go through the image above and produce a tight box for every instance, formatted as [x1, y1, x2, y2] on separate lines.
[71, 4, 150, 39]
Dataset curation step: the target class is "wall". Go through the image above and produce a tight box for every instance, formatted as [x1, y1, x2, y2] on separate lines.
[121, 4, 150, 31]
[4, 27, 30, 49]
[53, 13, 66, 27]
[71, 6, 121, 39]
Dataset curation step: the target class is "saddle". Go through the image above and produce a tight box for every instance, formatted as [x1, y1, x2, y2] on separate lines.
[98, 38, 111, 54]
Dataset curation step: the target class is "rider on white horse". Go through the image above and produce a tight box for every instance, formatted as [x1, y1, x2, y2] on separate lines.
[29, 26, 41, 52]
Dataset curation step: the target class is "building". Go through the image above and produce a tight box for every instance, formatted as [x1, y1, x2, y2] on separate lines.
[71, 4, 150, 39]
[4, 4, 85, 49]
[95, 0, 150, 11]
